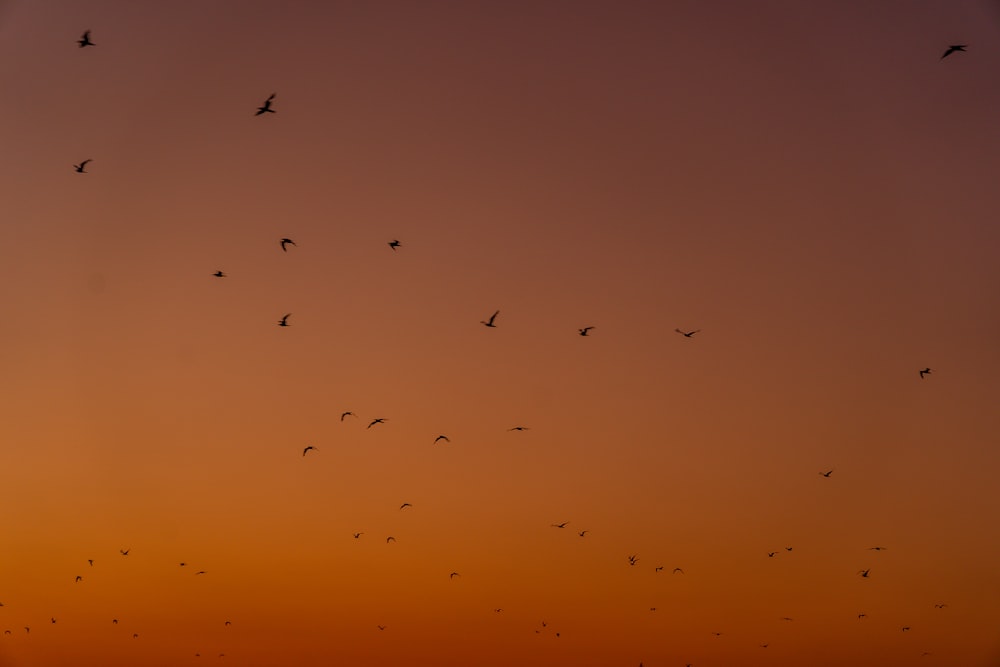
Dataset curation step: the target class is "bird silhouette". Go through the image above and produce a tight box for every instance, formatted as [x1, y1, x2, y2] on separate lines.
[368, 418, 386, 429]
[551, 522, 569, 528]
[675, 328, 700, 338]
[78, 30, 94, 47]
[120, 548, 130, 556]
[785, 546, 793, 552]
[858, 613, 866, 619]
[256, 93, 276, 115]
[578, 530, 588, 537]
[278, 313, 291, 327]
[340, 411, 356, 421]
[386, 536, 396, 543]
[940, 45, 967, 59]
[655, 566, 663, 572]
[279, 238, 296, 252]
[767, 552, 777, 558]
[508, 426, 529, 431]
[712, 631, 723, 637]
[781, 617, 794, 621]
[388, 239, 401, 251]
[868, 546, 887, 551]
[919, 368, 932, 379]
[180, 562, 187, 567]
[353, 532, 363, 539]
[627, 554, 639, 566]
[302, 446, 316, 457]
[88, 559, 94, 566]
[578, 327, 594, 336]
[75, 575, 82, 582]
[225, 621, 231, 626]
[112, 619, 118, 624]
[481, 310, 499, 327]
[433, 435, 450, 444]
[399, 503, 412, 510]
[673, 567, 684, 574]
[51, 618, 56, 624]
[902, 626, 911, 632]
[449, 572, 460, 579]
[212, 270, 226, 278]
[3, 630, 9, 635]
[24, 627, 29, 634]
[819, 470, 833, 478]
[73, 159, 92, 173]
[195, 571, 207, 575]
[934, 603, 948, 609]
[377, 625, 386, 630]
[133, 633, 139, 639]
[494, 608, 502, 613]
[858, 569, 871, 578]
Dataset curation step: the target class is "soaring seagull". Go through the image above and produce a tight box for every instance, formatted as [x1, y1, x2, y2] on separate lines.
[940, 44, 967, 59]
[340, 411, 356, 421]
[367, 418, 386, 429]
[433, 435, 450, 444]
[278, 313, 291, 327]
[280, 238, 296, 252]
[78, 30, 94, 47]
[919, 368, 932, 379]
[578, 327, 594, 336]
[302, 446, 316, 457]
[212, 270, 226, 277]
[481, 310, 499, 328]
[74, 159, 92, 173]
[388, 239, 401, 251]
[256, 93, 276, 115]
[675, 328, 700, 338]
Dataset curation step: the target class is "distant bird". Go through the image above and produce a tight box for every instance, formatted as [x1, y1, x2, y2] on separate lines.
[3, 630, 9, 635]
[225, 621, 231, 627]
[433, 435, 450, 444]
[386, 536, 395, 543]
[368, 418, 386, 429]
[279, 238, 295, 251]
[551, 522, 569, 528]
[256, 93, 276, 115]
[819, 470, 833, 478]
[919, 368, 932, 379]
[388, 239, 401, 251]
[352, 532, 363, 539]
[180, 562, 187, 567]
[940, 45, 967, 60]
[672, 568, 684, 574]
[399, 503, 412, 510]
[494, 608, 502, 613]
[902, 626, 911, 632]
[88, 559, 94, 566]
[73, 159, 91, 173]
[340, 411, 356, 421]
[508, 426, 529, 431]
[195, 571, 206, 575]
[377, 625, 386, 630]
[761, 643, 769, 648]
[858, 569, 871, 578]
[767, 552, 777, 558]
[675, 328, 700, 338]
[75, 575, 82, 582]
[711, 632, 723, 637]
[481, 310, 499, 328]
[934, 603, 947, 609]
[24, 627, 29, 634]
[869, 546, 887, 551]
[578, 530, 588, 537]
[78, 30, 94, 47]
[133, 633, 139, 639]
[212, 270, 226, 278]
[51, 618, 56, 624]
[654, 566, 663, 572]
[278, 313, 291, 327]
[649, 607, 657, 612]
[302, 446, 316, 457]
[785, 547, 793, 552]
[112, 619, 118, 624]
[449, 572, 460, 579]
[120, 548, 130, 556]
[781, 617, 793, 622]
[578, 327, 594, 336]
[627, 554, 639, 566]
[858, 613, 866, 619]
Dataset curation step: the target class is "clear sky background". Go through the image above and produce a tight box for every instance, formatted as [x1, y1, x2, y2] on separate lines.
[1, 1, 999, 665]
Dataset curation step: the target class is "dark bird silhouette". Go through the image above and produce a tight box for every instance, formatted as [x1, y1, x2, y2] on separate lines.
[302, 446, 316, 457]
[481, 310, 499, 328]
[654, 566, 664, 572]
[858, 569, 871, 578]
[51, 618, 56, 624]
[551, 522, 569, 528]
[88, 559, 94, 566]
[869, 546, 887, 551]
[120, 548, 130, 556]
[180, 562, 187, 567]
[78, 30, 94, 47]
[940, 45, 967, 59]
[280, 238, 295, 252]
[213, 271, 226, 278]
[673, 568, 684, 574]
[675, 328, 700, 338]
[761, 643, 769, 648]
[225, 621, 231, 626]
[367, 418, 386, 429]
[75, 575, 82, 582]
[781, 617, 794, 622]
[386, 536, 395, 543]
[712, 631, 723, 637]
[24, 627, 29, 634]
[399, 503, 412, 510]
[433, 435, 450, 444]
[627, 554, 639, 566]
[919, 368, 932, 379]
[278, 313, 291, 327]
[340, 411, 356, 421]
[578, 327, 594, 336]
[3, 630, 9, 635]
[578, 530, 589, 537]
[195, 571, 207, 575]
[785, 547, 793, 552]
[377, 625, 386, 630]
[902, 626, 911, 632]
[449, 572, 460, 579]
[73, 159, 92, 173]
[256, 93, 276, 115]
[112, 619, 118, 624]
[819, 470, 833, 478]
[934, 603, 948, 609]
[508, 426, 529, 431]
[494, 608, 502, 613]
[352, 532, 363, 539]
[858, 613, 866, 619]
[133, 633, 139, 639]
[388, 239, 401, 251]
[767, 552, 777, 558]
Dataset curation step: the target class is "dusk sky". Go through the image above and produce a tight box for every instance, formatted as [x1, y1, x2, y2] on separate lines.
[1, 1, 999, 665]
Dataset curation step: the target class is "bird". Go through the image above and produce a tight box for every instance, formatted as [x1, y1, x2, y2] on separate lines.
[627, 554, 639, 566]
[494, 608, 503, 613]
[919, 368, 932, 379]
[858, 613, 866, 619]
[255, 93, 276, 115]
[78, 30, 94, 47]
[87, 559, 94, 566]
[388, 239, 401, 251]
[73, 159, 92, 173]
[133, 633, 139, 639]
[672, 567, 685, 574]
[767, 552, 777, 558]
[675, 328, 700, 338]
[367, 418, 386, 429]
[386, 536, 396, 543]
[195, 571, 207, 575]
[940, 45, 967, 60]
[212, 270, 226, 278]
[225, 621, 231, 627]
[180, 562, 187, 567]
[277, 313, 291, 327]
[377, 625, 386, 631]
[868, 546, 888, 551]
[858, 569, 871, 578]
[551, 522, 569, 528]
[781, 617, 794, 622]
[934, 603, 948, 609]
[352, 532, 363, 539]
[24, 627, 29, 634]
[449, 572, 460, 579]
[75, 575, 82, 582]
[578, 530, 589, 537]
[340, 411, 356, 421]
[654, 566, 663, 572]
[508, 426, 529, 431]
[819, 470, 833, 478]
[279, 238, 295, 252]
[578, 327, 594, 336]
[481, 310, 499, 327]
[3, 630, 9, 635]
[302, 446, 316, 456]
[649, 607, 657, 612]
[120, 548, 130, 556]
[399, 503, 412, 510]
[112, 619, 118, 624]
[433, 435, 450, 444]
[51, 618, 56, 624]
[785, 547, 793, 551]
[902, 626, 911, 632]
[711, 631, 723, 637]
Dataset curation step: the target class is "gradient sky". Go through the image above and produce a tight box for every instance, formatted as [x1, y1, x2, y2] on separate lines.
[1, 1, 999, 665]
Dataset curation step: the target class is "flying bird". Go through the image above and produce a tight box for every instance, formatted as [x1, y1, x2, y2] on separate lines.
[508, 426, 529, 431]
[88, 559, 93, 566]
[819, 470, 833, 478]
[51, 618, 56, 624]
[767, 552, 777, 558]
[112, 619, 118, 624]
[934, 603, 948, 609]
[578, 530, 588, 537]
[711, 632, 723, 637]
[386, 536, 396, 543]
[225, 621, 231, 626]
[940, 45, 967, 59]
[654, 566, 663, 572]
[672, 568, 684, 574]
[399, 503, 412, 510]
[433, 435, 450, 444]
[212, 270, 226, 278]
[180, 562, 187, 567]
[858, 569, 871, 578]
[3, 630, 9, 635]
[73, 159, 92, 173]
[388, 239, 401, 251]
[919, 368, 932, 379]
[195, 571, 206, 575]
[858, 613, 866, 619]
[78, 30, 94, 47]
[277, 313, 291, 327]
[449, 572, 460, 579]
[133, 633, 139, 639]
[551, 522, 569, 528]
[120, 548, 130, 556]
[302, 446, 316, 456]
[481, 310, 499, 328]
[902, 626, 911, 632]
[675, 328, 700, 338]
[377, 625, 386, 630]
[494, 608, 502, 613]
[352, 532, 363, 539]
[869, 546, 887, 551]
[367, 418, 386, 429]
[256, 93, 276, 115]
[627, 554, 639, 566]
[578, 327, 594, 336]
[75, 575, 82, 582]
[340, 411, 356, 421]
[280, 238, 296, 251]
[781, 617, 794, 622]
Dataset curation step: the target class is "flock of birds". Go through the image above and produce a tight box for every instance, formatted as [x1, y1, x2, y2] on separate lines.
[0, 26, 972, 667]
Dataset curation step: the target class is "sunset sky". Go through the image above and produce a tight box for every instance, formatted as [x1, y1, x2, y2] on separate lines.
[1, 1, 999, 665]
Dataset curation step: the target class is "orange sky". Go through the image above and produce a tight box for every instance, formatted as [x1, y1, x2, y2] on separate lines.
[1, 1, 999, 665]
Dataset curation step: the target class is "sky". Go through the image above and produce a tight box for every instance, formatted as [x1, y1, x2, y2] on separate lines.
[1, 1, 999, 665]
